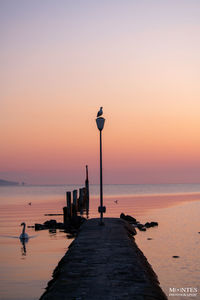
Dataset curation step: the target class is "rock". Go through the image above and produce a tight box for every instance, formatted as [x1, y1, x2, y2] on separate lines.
[35, 216, 85, 232]
[145, 222, 151, 228]
[35, 223, 45, 230]
[151, 221, 158, 227]
[145, 221, 158, 228]
[44, 219, 57, 228]
[172, 256, 179, 258]
[124, 222, 137, 236]
[120, 213, 137, 224]
[147, 238, 153, 240]
[137, 224, 146, 231]
[140, 227, 146, 231]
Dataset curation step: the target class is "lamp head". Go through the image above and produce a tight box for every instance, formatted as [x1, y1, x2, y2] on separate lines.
[96, 117, 105, 131]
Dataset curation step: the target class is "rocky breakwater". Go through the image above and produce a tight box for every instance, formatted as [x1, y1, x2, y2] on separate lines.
[40, 218, 167, 300]
[120, 213, 158, 232]
[33, 216, 86, 236]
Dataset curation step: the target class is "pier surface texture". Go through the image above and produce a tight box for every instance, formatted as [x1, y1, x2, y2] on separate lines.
[40, 218, 167, 300]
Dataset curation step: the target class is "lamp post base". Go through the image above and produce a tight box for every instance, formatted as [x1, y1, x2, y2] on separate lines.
[98, 220, 105, 226]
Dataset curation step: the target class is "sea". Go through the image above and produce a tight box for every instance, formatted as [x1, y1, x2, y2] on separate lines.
[0, 183, 200, 300]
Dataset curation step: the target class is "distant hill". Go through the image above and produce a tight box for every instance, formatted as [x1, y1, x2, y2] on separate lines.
[0, 179, 19, 186]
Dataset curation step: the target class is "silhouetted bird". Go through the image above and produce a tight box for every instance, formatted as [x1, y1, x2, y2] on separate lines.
[20, 222, 29, 240]
[28, 202, 32, 206]
[97, 107, 103, 117]
[114, 200, 118, 204]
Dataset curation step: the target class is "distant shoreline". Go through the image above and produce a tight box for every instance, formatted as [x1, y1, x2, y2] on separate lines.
[0, 179, 19, 186]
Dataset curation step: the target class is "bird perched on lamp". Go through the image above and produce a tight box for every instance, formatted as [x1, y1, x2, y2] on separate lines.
[97, 107, 103, 117]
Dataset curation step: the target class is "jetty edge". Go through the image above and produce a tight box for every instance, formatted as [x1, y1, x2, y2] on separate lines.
[40, 218, 167, 300]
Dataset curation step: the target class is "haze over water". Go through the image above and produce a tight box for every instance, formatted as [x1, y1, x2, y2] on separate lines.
[0, 184, 200, 300]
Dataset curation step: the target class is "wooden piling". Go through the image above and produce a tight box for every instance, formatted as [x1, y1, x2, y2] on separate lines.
[63, 206, 68, 224]
[66, 191, 72, 219]
[72, 190, 77, 216]
[85, 165, 89, 206]
[63, 166, 90, 220]
[79, 188, 83, 207]
[83, 187, 87, 205]
[73, 190, 77, 206]
[78, 188, 84, 215]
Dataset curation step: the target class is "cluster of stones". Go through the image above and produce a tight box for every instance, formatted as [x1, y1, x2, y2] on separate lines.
[120, 213, 158, 232]
[34, 216, 86, 234]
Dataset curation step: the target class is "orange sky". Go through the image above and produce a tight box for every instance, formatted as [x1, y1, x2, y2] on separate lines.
[1, 1, 200, 184]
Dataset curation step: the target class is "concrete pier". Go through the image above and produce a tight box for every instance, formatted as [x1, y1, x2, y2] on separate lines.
[40, 218, 167, 300]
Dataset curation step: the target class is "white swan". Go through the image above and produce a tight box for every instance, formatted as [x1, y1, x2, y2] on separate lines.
[20, 222, 29, 240]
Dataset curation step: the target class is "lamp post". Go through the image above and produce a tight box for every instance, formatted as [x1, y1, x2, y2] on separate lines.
[96, 116, 106, 225]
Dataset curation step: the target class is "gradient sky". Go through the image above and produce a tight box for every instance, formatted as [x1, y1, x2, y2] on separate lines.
[1, 0, 200, 184]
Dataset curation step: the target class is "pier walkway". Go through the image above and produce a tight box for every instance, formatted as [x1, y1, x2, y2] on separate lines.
[40, 218, 167, 300]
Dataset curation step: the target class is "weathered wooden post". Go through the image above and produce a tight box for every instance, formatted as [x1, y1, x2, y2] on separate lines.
[66, 191, 72, 220]
[63, 206, 68, 225]
[79, 188, 84, 215]
[85, 165, 89, 214]
[72, 189, 77, 216]
[82, 187, 87, 207]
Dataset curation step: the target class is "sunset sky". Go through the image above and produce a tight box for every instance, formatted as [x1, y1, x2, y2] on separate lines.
[1, 0, 200, 184]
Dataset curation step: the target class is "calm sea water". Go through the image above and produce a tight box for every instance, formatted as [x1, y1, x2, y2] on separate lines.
[0, 184, 200, 299]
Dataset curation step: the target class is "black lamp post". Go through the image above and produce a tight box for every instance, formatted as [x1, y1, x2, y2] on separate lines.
[96, 116, 106, 225]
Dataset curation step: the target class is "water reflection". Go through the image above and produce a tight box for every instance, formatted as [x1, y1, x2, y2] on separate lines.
[20, 238, 28, 257]
[49, 228, 57, 236]
[48, 228, 76, 240]
[19, 235, 37, 257]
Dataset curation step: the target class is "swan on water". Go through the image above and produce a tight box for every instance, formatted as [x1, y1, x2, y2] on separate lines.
[20, 222, 29, 240]
[97, 107, 103, 117]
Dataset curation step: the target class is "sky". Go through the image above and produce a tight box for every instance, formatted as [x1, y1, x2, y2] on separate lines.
[1, 0, 200, 184]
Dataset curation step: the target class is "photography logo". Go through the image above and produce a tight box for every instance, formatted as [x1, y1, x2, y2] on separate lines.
[169, 287, 198, 297]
